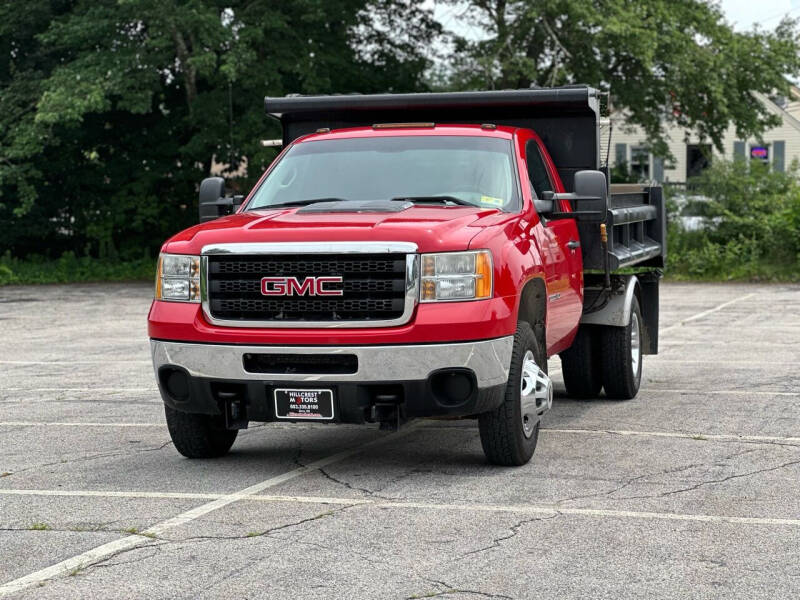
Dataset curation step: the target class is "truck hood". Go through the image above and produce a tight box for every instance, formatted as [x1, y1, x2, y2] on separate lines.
[163, 205, 516, 255]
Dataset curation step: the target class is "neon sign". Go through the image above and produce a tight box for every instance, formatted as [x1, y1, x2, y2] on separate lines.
[750, 146, 769, 160]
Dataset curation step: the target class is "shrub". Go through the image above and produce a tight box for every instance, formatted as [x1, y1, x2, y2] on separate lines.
[666, 159, 800, 281]
[0, 251, 155, 285]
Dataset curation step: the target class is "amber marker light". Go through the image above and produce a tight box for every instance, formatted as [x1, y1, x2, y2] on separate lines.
[155, 255, 163, 299]
[475, 251, 493, 299]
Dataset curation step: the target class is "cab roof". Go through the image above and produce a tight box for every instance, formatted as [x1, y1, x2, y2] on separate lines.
[294, 124, 517, 144]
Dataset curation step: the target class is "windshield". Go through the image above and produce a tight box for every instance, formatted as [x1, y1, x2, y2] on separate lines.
[246, 135, 520, 211]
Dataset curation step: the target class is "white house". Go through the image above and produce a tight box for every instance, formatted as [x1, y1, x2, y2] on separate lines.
[606, 86, 800, 183]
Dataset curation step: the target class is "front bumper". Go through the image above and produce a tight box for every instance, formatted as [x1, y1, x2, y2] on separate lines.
[151, 337, 513, 423]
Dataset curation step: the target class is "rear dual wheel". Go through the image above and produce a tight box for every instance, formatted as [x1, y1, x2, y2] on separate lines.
[559, 297, 643, 400]
[560, 326, 602, 398]
[600, 297, 643, 399]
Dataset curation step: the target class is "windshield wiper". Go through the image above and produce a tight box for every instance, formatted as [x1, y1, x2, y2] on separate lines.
[263, 198, 348, 209]
[391, 196, 475, 207]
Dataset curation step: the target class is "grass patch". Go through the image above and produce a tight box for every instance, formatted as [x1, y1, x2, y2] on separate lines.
[29, 522, 51, 531]
[665, 230, 799, 283]
[0, 252, 155, 286]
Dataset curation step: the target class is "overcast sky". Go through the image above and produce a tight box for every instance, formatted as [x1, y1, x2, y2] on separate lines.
[433, 0, 800, 39]
[723, 0, 800, 29]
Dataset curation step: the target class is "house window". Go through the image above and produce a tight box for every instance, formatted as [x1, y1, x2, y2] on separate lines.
[615, 143, 627, 167]
[630, 146, 650, 180]
[686, 144, 711, 179]
[653, 156, 664, 182]
[773, 141, 785, 172]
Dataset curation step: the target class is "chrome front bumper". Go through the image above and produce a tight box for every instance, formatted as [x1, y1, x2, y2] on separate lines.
[150, 336, 513, 389]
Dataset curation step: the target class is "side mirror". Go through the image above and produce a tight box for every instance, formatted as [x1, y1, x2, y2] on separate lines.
[536, 170, 608, 223]
[572, 170, 608, 221]
[198, 177, 244, 223]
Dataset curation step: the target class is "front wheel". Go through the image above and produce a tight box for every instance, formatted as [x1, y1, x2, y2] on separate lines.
[600, 296, 643, 399]
[479, 322, 553, 466]
[165, 406, 238, 458]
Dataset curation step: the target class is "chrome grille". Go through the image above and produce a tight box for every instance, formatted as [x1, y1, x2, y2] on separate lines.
[204, 251, 413, 324]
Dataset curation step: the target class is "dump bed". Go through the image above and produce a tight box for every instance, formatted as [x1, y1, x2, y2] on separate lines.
[264, 87, 665, 272]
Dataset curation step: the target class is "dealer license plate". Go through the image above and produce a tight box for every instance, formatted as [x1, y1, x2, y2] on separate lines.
[274, 388, 335, 420]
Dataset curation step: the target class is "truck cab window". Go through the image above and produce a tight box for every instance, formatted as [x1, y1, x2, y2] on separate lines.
[525, 141, 553, 199]
[248, 136, 520, 211]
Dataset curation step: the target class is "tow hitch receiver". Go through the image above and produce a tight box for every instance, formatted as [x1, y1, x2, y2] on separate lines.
[371, 397, 405, 431]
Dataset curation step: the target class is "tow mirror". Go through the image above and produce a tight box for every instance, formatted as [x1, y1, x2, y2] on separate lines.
[198, 177, 244, 223]
[537, 170, 608, 223]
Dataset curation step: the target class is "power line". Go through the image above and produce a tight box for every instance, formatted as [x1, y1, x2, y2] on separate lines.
[751, 4, 800, 26]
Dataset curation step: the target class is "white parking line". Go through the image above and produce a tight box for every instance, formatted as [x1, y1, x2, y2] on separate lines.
[0, 360, 151, 365]
[543, 428, 800, 445]
[2, 422, 798, 448]
[648, 359, 797, 365]
[0, 489, 224, 501]
[1, 388, 154, 393]
[1, 489, 799, 529]
[640, 388, 799, 397]
[660, 293, 755, 334]
[0, 425, 421, 598]
[0, 421, 163, 428]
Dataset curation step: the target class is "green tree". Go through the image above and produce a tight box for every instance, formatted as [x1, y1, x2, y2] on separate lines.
[441, 1, 800, 158]
[0, 0, 440, 260]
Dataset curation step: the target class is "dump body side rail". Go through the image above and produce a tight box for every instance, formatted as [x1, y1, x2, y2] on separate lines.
[579, 184, 666, 272]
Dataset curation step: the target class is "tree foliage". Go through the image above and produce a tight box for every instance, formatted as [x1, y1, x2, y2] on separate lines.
[667, 159, 800, 281]
[3, 0, 800, 264]
[441, 0, 800, 157]
[0, 0, 440, 259]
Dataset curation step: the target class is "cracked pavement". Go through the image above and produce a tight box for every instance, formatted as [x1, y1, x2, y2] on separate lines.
[1, 282, 800, 599]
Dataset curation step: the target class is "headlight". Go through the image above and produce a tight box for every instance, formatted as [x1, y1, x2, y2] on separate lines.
[155, 254, 201, 303]
[420, 250, 493, 302]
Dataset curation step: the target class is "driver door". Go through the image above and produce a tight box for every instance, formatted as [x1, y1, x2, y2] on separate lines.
[521, 135, 583, 351]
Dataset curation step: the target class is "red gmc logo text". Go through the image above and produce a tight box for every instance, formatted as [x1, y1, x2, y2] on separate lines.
[260, 276, 344, 296]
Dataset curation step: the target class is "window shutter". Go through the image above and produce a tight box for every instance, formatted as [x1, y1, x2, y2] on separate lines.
[733, 141, 745, 159]
[653, 156, 664, 182]
[615, 143, 627, 166]
[773, 141, 785, 172]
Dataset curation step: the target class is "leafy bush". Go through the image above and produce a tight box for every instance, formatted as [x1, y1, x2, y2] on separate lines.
[0, 251, 154, 285]
[666, 159, 800, 281]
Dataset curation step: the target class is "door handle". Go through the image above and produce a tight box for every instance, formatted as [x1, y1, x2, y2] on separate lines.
[567, 239, 581, 250]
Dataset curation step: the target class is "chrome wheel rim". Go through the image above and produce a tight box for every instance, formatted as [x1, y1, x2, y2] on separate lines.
[520, 350, 552, 439]
[631, 311, 641, 376]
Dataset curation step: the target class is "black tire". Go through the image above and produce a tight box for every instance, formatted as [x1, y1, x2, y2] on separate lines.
[164, 406, 238, 458]
[479, 321, 545, 466]
[559, 326, 602, 398]
[600, 296, 643, 400]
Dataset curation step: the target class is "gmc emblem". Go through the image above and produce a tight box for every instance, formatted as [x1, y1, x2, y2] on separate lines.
[260, 276, 344, 296]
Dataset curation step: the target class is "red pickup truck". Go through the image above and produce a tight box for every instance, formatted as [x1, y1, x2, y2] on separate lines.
[149, 87, 665, 465]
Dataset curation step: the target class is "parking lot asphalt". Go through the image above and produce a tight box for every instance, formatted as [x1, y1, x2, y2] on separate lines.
[1, 281, 799, 599]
